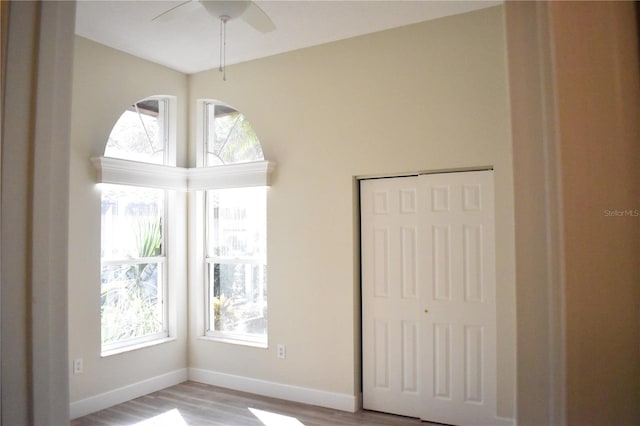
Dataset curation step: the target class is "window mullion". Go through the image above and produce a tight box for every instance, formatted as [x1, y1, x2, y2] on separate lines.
[205, 257, 264, 265]
[102, 256, 166, 267]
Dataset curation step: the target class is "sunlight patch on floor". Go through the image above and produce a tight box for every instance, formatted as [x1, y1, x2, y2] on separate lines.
[133, 408, 188, 426]
[249, 407, 305, 426]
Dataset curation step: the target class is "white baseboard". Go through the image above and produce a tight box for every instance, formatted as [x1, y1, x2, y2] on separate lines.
[69, 367, 358, 418]
[188, 367, 358, 413]
[69, 368, 188, 419]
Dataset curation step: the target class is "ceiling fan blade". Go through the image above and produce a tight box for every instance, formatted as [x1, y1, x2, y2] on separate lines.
[151, 0, 200, 22]
[242, 1, 276, 33]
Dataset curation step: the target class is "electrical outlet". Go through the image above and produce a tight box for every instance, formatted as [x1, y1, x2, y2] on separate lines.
[277, 344, 286, 359]
[73, 358, 83, 374]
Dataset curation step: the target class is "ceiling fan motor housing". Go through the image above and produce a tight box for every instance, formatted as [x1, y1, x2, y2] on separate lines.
[200, 0, 250, 19]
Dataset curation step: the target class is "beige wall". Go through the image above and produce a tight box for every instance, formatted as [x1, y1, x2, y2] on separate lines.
[36, 1, 640, 423]
[67, 5, 516, 419]
[550, 2, 640, 424]
[188, 5, 515, 417]
[68, 37, 189, 401]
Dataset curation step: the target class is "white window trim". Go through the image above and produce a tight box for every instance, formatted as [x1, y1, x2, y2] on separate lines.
[101, 336, 177, 358]
[92, 157, 275, 191]
[157, 95, 177, 166]
[188, 161, 275, 190]
[101, 257, 167, 266]
[92, 157, 187, 190]
[98, 95, 179, 355]
[99, 96, 278, 354]
[191, 99, 273, 347]
[94, 158, 275, 351]
[99, 184, 170, 356]
[202, 249, 268, 346]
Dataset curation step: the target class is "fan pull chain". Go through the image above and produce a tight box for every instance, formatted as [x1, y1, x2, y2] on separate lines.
[219, 16, 223, 73]
[219, 15, 230, 81]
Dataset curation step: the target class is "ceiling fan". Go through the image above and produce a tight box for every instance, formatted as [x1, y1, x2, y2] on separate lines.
[152, 1, 276, 80]
[152, 0, 275, 33]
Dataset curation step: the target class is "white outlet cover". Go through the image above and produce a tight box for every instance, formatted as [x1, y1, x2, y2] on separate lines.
[73, 358, 83, 374]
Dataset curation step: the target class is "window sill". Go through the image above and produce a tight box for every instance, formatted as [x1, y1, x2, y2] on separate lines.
[101, 336, 176, 358]
[198, 335, 268, 349]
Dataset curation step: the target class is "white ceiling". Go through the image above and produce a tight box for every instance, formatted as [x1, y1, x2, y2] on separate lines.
[75, 0, 501, 74]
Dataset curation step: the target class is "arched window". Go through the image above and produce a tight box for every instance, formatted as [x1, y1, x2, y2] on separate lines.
[199, 101, 271, 346]
[97, 96, 175, 354]
[93, 97, 273, 352]
[203, 102, 263, 165]
[104, 98, 169, 164]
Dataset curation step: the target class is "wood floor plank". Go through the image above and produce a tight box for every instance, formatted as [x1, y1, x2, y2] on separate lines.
[71, 381, 433, 426]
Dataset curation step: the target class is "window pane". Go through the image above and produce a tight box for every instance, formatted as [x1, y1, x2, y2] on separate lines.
[105, 99, 166, 164]
[209, 262, 267, 336]
[101, 261, 164, 345]
[100, 184, 166, 349]
[206, 187, 266, 259]
[101, 185, 164, 260]
[205, 104, 264, 166]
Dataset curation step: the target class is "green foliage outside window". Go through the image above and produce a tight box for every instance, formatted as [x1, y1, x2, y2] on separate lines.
[101, 217, 164, 345]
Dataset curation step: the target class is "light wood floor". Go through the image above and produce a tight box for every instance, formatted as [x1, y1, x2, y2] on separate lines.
[71, 381, 439, 426]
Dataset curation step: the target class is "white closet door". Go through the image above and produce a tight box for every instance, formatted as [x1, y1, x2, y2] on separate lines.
[362, 171, 502, 426]
[361, 176, 422, 418]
